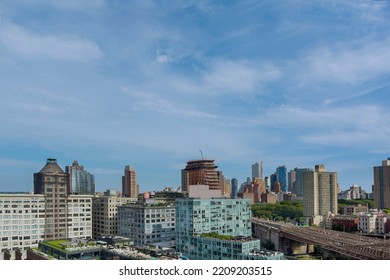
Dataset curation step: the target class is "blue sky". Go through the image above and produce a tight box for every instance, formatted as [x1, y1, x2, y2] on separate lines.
[1, 0, 389, 193]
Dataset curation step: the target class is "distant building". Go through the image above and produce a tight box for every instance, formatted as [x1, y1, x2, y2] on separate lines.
[338, 184, 368, 200]
[261, 192, 277, 204]
[288, 169, 296, 193]
[331, 216, 358, 232]
[276, 165, 287, 192]
[293, 168, 313, 198]
[66, 160, 95, 195]
[373, 158, 390, 210]
[122, 165, 139, 199]
[340, 204, 369, 215]
[252, 161, 263, 179]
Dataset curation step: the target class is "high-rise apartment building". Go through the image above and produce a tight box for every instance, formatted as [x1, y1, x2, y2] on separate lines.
[181, 159, 220, 192]
[302, 165, 338, 223]
[374, 158, 390, 209]
[122, 165, 139, 199]
[252, 161, 263, 179]
[66, 160, 95, 195]
[34, 158, 69, 240]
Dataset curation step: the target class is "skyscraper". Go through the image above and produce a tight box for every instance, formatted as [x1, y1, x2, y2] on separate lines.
[181, 159, 220, 192]
[66, 160, 95, 195]
[252, 161, 263, 179]
[122, 165, 139, 199]
[34, 158, 68, 240]
[302, 165, 338, 221]
[373, 158, 390, 209]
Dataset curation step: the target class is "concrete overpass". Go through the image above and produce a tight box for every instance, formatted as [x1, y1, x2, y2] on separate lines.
[252, 218, 390, 260]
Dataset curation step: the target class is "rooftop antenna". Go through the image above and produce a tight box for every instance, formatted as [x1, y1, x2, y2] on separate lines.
[199, 149, 204, 160]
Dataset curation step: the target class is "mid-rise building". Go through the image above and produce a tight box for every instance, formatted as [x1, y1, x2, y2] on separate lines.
[92, 194, 136, 239]
[122, 165, 139, 199]
[175, 198, 283, 260]
[118, 202, 176, 246]
[66, 160, 95, 195]
[0, 194, 45, 251]
[67, 195, 93, 239]
[373, 158, 390, 210]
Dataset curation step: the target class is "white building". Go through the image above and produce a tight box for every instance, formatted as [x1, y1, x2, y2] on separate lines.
[0, 193, 93, 253]
[118, 202, 176, 246]
[357, 211, 389, 234]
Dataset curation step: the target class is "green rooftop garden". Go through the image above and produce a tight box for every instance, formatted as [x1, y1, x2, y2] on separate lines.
[200, 232, 234, 240]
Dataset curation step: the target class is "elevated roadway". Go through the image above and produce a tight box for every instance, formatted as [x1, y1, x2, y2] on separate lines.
[252, 218, 390, 260]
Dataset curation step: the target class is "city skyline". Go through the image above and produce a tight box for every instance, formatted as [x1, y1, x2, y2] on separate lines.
[1, 1, 390, 193]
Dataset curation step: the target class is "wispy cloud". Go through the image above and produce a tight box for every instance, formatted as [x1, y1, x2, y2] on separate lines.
[203, 59, 280, 95]
[2, 23, 103, 61]
[302, 38, 390, 84]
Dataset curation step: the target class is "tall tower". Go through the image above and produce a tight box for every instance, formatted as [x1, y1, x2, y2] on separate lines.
[182, 159, 219, 190]
[252, 161, 263, 179]
[34, 158, 68, 240]
[122, 165, 139, 199]
[374, 158, 390, 209]
[66, 160, 95, 194]
[302, 165, 338, 218]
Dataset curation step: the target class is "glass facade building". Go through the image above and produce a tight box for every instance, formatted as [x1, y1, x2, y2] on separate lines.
[175, 198, 283, 260]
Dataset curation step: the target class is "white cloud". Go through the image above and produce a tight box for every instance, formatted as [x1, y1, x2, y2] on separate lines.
[303, 38, 390, 84]
[2, 23, 103, 61]
[203, 59, 280, 94]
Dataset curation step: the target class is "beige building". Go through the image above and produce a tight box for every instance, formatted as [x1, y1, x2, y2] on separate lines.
[92, 194, 136, 239]
[302, 165, 338, 225]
